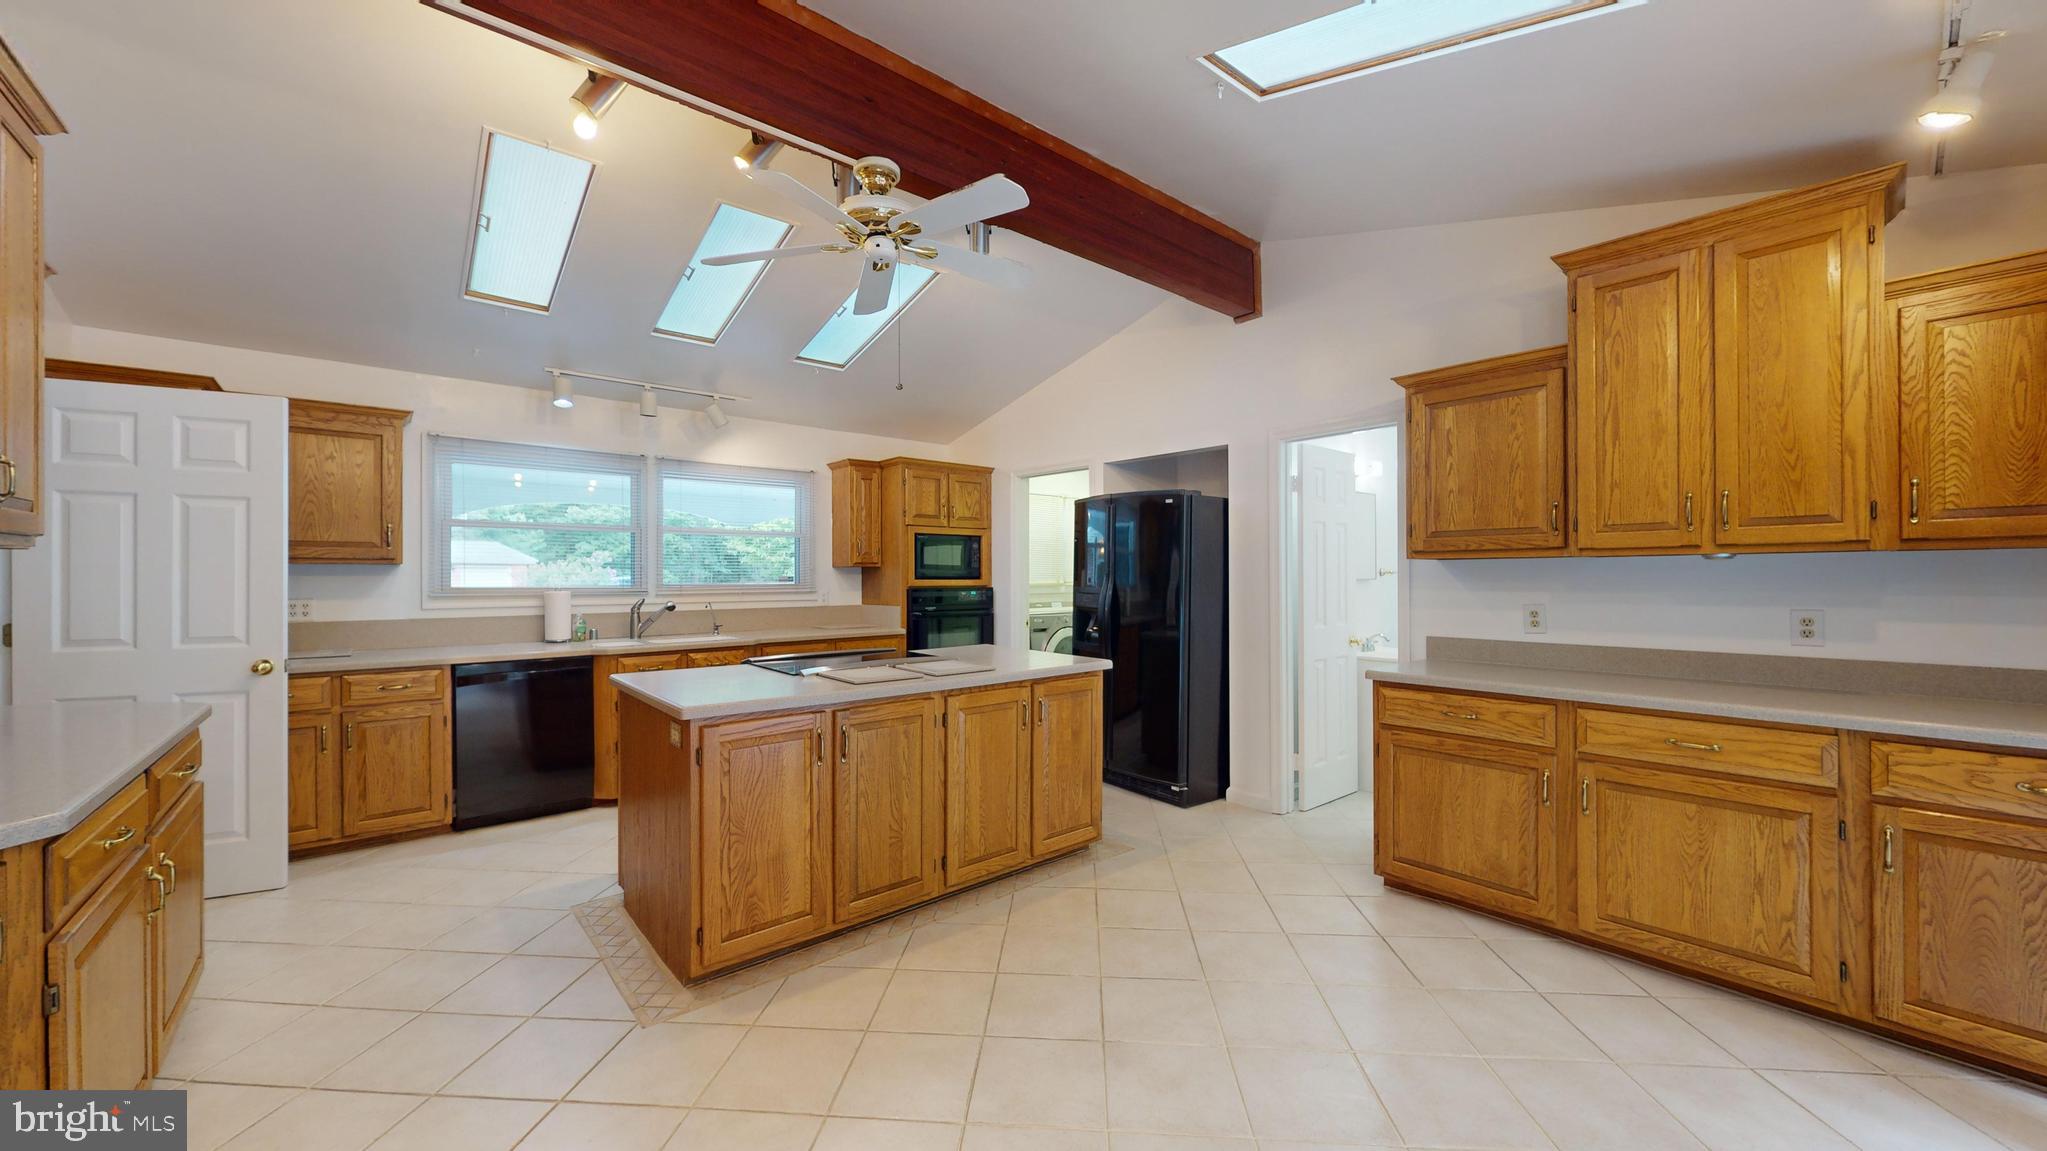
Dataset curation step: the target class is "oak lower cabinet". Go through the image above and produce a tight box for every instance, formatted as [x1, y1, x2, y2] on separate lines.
[944, 684, 1033, 887]
[831, 696, 943, 922]
[593, 650, 689, 802]
[288, 669, 449, 851]
[287, 710, 340, 847]
[1396, 347, 1569, 557]
[1031, 676, 1103, 857]
[147, 783, 204, 1063]
[45, 850, 152, 1090]
[342, 703, 449, 837]
[1377, 728, 1557, 923]
[696, 711, 832, 971]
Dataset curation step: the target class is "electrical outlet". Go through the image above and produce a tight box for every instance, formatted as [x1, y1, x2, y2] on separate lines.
[1791, 609, 1824, 647]
[1522, 603, 1547, 635]
[288, 600, 315, 621]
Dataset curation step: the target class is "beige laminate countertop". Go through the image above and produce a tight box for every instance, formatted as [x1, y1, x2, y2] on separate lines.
[0, 701, 212, 850]
[1365, 659, 2047, 751]
[287, 624, 907, 675]
[615, 644, 1111, 723]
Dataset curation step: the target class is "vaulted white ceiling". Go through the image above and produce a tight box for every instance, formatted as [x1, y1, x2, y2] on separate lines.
[812, 0, 2047, 240]
[6, 0, 1166, 442]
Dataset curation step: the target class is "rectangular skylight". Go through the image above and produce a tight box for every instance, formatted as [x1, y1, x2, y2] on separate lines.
[464, 130, 597, 312]
[795, 264, 938, 370]
[1206, 0, 1626, 98]
[653, 203, 794, 344]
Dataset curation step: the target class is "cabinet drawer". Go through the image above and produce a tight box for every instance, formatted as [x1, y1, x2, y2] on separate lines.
[1576, 708, 1837, 787]
[615, 652, 685, 674]
[149, 730, 203, 816]
[686, 647, 750, 668]
[754, 640, 823, 657]
[1376, 685, 1557, 748]
[288, 674, 335, 712]
[1871, 741, 2047, 822]
[46, 773, 151, 930]
[340, 667, 445, 706]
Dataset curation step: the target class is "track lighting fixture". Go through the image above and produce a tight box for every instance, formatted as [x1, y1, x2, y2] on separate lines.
[1919, 48, 1993, 130]
[640, 387, 659, 417]
[732, 131, 785, 171]
[550, 373, 575, 408]
[570, 71, 625, 140]
[543, 368, 748, 420]
[705, 400, 730, 429]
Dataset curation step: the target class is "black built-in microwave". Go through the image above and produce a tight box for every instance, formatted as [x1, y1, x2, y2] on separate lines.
[912, 532, 983, 581]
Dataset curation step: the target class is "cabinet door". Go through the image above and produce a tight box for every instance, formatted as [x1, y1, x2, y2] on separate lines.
[46, 851, 152, 1090]
[946, 685, 1033, 886]
[341, 703, 448, 837]
[0, 111, 43, 544]
[1577, 759, 1841, 1005]
[903, 464, 949, 526]
[288, 401, 404, 563]
[697, 712, 831, 970]
[832, 696, 943, 923]
[595, 652, 686, 801]
[947, 472, 991, 529]
[149, 783, 204, 1061]
[1376, 729, 1556, 922]
[1712, 208, 1872, 546]
[287, 711, 340, 847]
[833, 462, 883, 566]
[1874, 805, 2047, 1071]
[1031, 676, 1102, 857]
[1407, 359, 1566, 554]
[1573, 250, 1710, 550]
[1895, 266, 2047, 541]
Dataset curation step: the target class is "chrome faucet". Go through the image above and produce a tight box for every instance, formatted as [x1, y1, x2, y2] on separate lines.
[1362, 632, 1392, 652]
[704, 602, 721, 636]
[631, 598, 677, 639]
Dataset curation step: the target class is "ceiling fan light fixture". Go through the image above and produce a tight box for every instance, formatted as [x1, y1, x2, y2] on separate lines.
[733, 132, 786, 171]
[550, 373, 576, 408]
[570, 71, 626, 140]
[1918, 48, 1992, 131]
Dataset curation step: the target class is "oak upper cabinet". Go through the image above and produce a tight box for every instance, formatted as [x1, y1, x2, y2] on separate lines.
[44, 851, 153, 1090]
[831, 696, 943, 923]
[1030, 675, 1103, 857]
[1374, 687, 1560, 922]
[1396, 347, 1568, 557]
[829, 459, 883, 567]
[902, 463, 951, 527]
[945, 684, 1033, 886]
[0, 45, 61, 549]
[1888, 249, 2047, 545]
[1571, 250, 1710, 551]
[147, 784, 205, 1061]
[288, 399, 409, 563]
[946, 470, 991, 529]
[696, 711, 832, 970]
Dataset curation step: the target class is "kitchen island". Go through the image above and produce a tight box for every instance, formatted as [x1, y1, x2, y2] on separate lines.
[612, 645, 1108, 981]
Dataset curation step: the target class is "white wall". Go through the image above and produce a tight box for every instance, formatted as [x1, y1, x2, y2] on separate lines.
[957, 164, 2047, 812]
[45, 325, 952, 623]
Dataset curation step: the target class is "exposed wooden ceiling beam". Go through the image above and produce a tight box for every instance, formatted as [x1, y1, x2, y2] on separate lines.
[426, 0, 1261, 320]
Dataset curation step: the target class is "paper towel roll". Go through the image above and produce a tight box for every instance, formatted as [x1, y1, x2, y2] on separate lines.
[542, 590, 573, 643]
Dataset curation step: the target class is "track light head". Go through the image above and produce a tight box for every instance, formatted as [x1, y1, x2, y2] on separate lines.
[550, 374, 575, 409]
[733, 132, 785, 171]
[1919, 48, 1993, 131]
[570, 71, 626, 140]
[705, 400, 730, 429]
[639, 388, 659, 418]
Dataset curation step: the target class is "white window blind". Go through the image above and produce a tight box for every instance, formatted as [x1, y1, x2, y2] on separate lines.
[657, 459, 814, 595]
[430, 435, 644, 593]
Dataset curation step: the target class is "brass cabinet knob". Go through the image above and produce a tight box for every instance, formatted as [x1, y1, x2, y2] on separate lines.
[251, 658, 276, 675]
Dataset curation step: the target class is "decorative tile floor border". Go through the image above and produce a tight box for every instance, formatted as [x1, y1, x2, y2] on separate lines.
[575, 837, 1135, 1025]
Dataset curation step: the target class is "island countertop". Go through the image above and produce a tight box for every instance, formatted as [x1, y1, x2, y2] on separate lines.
[0, 701, 213, 850]
[613, 644, 1111, 723]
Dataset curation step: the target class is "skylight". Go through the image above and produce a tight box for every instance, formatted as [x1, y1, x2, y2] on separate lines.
[1206, 0, 1629, 99]
[795, 264, 938, 370]
[464, 130, 597, 312]
[652, 203, 794, 345]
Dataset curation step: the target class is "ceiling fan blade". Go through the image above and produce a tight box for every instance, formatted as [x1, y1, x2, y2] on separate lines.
[852, 258, 898, 316]
[893, 174, 1028, 237]
[747, 169, 862, 232]
[698, 242, 843, 267]
[909, 241, 1029, 290]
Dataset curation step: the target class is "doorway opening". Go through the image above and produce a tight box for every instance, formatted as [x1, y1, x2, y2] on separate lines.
[1025, 469, 1089, 652]
[1282, 423, 1400, 810]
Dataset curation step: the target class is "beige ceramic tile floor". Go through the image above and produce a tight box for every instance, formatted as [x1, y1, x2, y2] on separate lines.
[165, 788, 2047, 1151]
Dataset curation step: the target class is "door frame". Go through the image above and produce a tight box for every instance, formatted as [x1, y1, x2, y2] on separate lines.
[1271, 404, 1406, 814]
[1002, 458, 1100, 650]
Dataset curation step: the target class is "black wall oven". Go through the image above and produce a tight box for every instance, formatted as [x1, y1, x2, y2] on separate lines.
[907, 586, 995, 649]
[912, 532, 983, 581]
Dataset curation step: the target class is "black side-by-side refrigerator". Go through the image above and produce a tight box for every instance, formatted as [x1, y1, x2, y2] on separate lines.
[1072, 490, 1228, 806]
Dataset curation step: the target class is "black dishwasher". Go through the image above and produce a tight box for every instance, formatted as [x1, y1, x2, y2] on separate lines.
[452, 658, 595, 830]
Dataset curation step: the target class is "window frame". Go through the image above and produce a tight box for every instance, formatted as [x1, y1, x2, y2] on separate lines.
[651, 199, 797, 347]
[460, 126, 601, 315]
[794, 263, 939, 370]
[428, 434, 647, 595]
[655, 459, 816, 597]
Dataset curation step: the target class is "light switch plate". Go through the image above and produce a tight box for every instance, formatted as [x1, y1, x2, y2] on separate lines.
[1792, 609, 1824, 647]
[1523, 604, 1547, 635]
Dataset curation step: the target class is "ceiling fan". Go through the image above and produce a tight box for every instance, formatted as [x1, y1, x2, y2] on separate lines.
[703, 156, 1030, 315]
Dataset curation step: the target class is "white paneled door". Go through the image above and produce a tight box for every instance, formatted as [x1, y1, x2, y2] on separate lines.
[13, 378, 288, 896]
[1296, 444, 1362, 810]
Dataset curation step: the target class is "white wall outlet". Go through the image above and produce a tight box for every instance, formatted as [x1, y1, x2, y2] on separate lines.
[1523, 603, 1547, 634]
[1791, 609, 1824, 647]
[288, 600, 315, 621]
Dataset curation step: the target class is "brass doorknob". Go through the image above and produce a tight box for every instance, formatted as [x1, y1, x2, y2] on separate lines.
[251, 658, 276, 675]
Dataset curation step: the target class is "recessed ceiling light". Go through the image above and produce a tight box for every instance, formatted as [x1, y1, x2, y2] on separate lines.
[570, 71, 625, 140]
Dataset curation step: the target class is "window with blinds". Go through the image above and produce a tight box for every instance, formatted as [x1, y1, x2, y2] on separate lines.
[430, 436, 644, 592]
[657, 460, 814, 594]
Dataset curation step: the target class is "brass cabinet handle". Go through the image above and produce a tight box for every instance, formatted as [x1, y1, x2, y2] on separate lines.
[1882, 824, 1895, 873]
[1549, 501, 1560, 534]
[345, 723, 355, 750]
[159, 852, 178, 894]
[1665, 737, 1723, 753]
[100, 826, 137, 850]
[1683, 491, 1694, 532]
[145, 866, 168, 922]
[318, 724, 329, 753]
[2016, 781, 2047, 798]
[839, 724, 849, 764]
[1540, 769, 1551, 807]
[384, 522, 394, 548]
[170, 762, 200, 778]
[251, 658, 276, 676]
[377, 682, 409, 691]
[1908, 478, 1920, 524]
[1720, 489, 1731, 531]
[1580, 778, 1591, 815]
[1441, 709, 1480, 721]
[0, 454, 14, 500]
